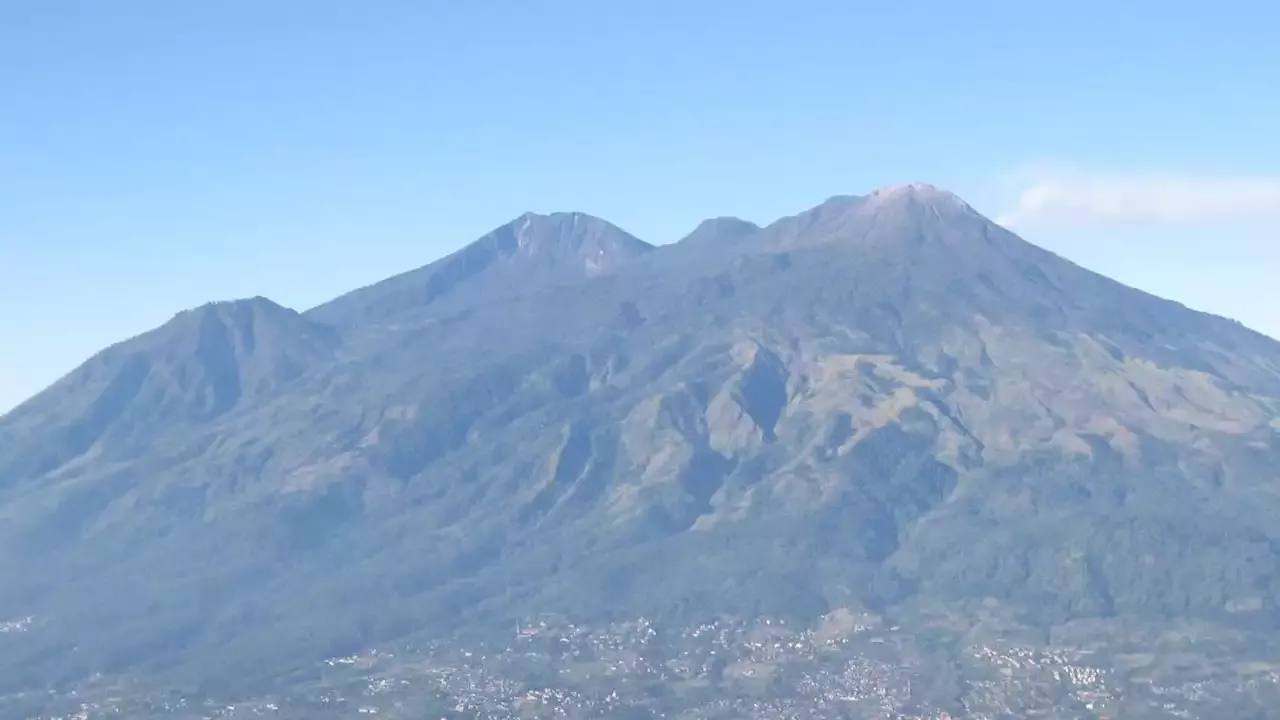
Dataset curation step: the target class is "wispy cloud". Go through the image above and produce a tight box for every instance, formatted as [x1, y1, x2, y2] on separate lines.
[997, 169, 1280, 230]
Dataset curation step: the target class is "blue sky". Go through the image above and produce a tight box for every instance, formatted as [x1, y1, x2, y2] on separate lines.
[2, 0, 1277, 412]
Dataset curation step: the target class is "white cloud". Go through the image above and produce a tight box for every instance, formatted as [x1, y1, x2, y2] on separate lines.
[997, 169, 1280, 230]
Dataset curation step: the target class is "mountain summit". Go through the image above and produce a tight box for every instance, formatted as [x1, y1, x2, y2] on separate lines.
[866, 180, 972, 205]
[505, 211, 655, 270]
[678, 216, 762, 247]
[2, 185, 1280, 695]
[308, 212, 651, 327]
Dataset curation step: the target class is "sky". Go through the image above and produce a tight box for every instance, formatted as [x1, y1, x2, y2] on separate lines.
[1, 0, 1277, 413]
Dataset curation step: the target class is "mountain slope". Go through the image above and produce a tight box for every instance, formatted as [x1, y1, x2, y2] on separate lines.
[1, 185, 1279, 695]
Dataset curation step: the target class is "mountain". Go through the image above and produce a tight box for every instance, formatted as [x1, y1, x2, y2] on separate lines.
[2, 184, 1279, 696]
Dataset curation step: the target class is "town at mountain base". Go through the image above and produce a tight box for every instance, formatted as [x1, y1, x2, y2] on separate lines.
[2, 183, 1279, 698]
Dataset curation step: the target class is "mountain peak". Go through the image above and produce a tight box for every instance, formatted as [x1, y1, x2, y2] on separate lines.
[504, 211, 645, 257]
[164, 296, 331, 346]
[307, 212, 653, 327]
[172, 296, 294, 326]
[755, 183, 987, 252]
[679, 216, 761, 246]
[0, 294, 338, 481]
[864, 182, 974, 212]
[482, 211, 653, 272]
